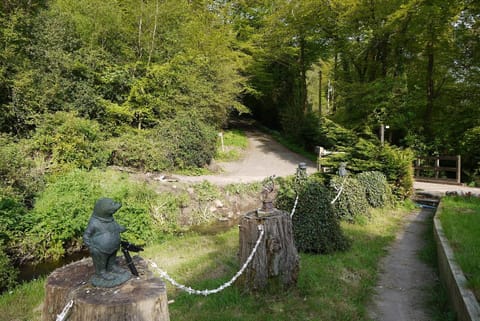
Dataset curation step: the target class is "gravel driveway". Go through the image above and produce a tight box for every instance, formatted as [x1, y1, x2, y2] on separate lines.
[175, 130, 317, 185]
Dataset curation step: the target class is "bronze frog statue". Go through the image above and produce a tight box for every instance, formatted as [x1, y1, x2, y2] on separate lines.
[83, 198, 131, 287]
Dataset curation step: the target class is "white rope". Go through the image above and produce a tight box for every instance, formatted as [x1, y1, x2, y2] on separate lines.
[148, 224, 265, 296]
[290, 194, 299, 218]
[56, 299, 74, 321]
[331, 176, 347, 204]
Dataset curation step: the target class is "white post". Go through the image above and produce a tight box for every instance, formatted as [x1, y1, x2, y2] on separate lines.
[218, 132, 224, 152]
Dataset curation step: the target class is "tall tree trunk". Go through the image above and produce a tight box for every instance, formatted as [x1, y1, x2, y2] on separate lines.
[425, 38, 435, 137]
[137, 0, 144, 59]
[332, 52, 338, 113]
[299, 35, 308, 113]
[318, 68, 322, 116]
[148, 0, 159, 66]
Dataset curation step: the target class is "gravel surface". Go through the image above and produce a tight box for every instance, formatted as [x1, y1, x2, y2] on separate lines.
[175, 130, 317, 185]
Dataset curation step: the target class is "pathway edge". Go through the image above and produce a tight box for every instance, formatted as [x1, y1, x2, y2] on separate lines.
[434, 200, 480, 321]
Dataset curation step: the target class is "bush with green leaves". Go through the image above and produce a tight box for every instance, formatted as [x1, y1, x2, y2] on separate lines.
[0, 135, 44, 205]
[299, 115, 358, 150]
[22, 169, 159, 261]
[31, 112, 110, 171]
[461, 126, 480, 186]
[323, 138, 414, 201]
[276, 177, 350, 254]
[158, 113, 217, 169]
[356, 171, 393, 208]
[0, 196, 31, 247]
[0, 242, 18, 291]
[330, 175, 369, 221]
[107, 129, 169, 172]
[378, 145, 414, 200]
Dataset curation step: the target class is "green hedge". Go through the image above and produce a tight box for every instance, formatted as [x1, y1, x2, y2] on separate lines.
[276, 177, 350, 254]
[320, 138, 414, 200]
[330, 176, 369, 221]
[356, 171, 393, 208]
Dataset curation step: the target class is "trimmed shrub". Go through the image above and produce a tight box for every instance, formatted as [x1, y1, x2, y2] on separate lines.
[356, 171, 393, 208]
[378, 145, 414, 200]
[276, 177, 350, 254]
[330, 176, 369, 221]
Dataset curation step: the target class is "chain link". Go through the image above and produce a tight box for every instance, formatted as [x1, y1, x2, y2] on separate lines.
[331, 176, 348, 204]
[56, 299, 74, 321]
[149, 224, 265, 296]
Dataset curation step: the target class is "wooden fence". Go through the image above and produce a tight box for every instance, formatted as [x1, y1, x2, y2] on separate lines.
[414, 155, 461, 185]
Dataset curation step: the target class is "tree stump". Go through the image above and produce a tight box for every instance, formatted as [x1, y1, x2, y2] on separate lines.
[238, 209, 299, 291]
[42, 257, 169, 321]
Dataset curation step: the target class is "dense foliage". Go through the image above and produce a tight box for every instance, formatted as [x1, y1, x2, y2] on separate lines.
[276, 176, 351, 254]
[330, 175, 369, 221]
[0, 0, 477, 290]
[357, 171, 393, 208]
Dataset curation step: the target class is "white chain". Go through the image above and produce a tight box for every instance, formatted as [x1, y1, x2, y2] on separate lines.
[290, 194, 299, 218]
[331, 176, 347, 204]
[148, 224, 265, 296]
[56, 299, 74, 321]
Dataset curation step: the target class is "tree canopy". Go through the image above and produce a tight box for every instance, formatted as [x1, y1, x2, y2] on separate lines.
[0, 0, 479, 182]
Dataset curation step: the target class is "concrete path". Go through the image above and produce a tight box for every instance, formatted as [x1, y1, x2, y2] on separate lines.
[367, 207, 437, 321]
[414, 181, 480, 197]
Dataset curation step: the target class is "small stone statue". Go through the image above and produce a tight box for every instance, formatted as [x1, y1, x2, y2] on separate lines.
[257, 175, 276, 215]
[83, 197, 131, 287]
[338, 162, 348, 177]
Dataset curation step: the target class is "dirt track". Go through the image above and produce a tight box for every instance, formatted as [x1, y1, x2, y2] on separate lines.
[175, 130, 317, 185]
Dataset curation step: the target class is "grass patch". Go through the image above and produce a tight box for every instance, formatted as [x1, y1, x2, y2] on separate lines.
[145, 205, 411, 321]
[0, 277, 45, 321]
[0, 204, 413, 320]
[215, 130, 248, 162]
[439, 196, 480, 301]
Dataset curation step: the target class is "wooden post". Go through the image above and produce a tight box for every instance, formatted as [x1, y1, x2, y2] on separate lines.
[415, 159, 421, 178]
[42, 257, 169, 321]
[238, 209, 299, 291]
[457, 155, 461, 184]
[318, 69, 322, 116]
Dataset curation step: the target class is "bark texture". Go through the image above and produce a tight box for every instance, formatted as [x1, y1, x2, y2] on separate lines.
[238, 209, 299, 291]
[42, 257, 169, 321]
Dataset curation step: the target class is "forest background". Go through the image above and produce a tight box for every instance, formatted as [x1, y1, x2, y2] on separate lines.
[0, 0, 479, 288]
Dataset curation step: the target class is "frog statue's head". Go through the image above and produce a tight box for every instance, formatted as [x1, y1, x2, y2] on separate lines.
[93, 197, 122, 219]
